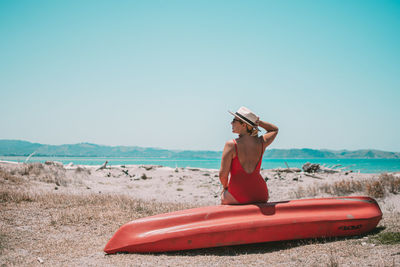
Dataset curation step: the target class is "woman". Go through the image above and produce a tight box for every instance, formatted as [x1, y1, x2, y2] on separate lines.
[219, 106, 279, 205]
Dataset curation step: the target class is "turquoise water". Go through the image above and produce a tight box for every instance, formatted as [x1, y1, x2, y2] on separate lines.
[1, 156, 399, 173]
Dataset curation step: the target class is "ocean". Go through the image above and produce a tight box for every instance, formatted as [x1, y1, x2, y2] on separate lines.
[1, 156, 399, 174]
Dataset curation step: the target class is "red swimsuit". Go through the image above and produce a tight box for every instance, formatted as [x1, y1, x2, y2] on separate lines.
[227, 139, 269, 204]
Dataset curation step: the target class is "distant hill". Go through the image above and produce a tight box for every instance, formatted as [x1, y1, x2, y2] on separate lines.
[0, 140, 221, 158]
[264, 148, 400, 159]
[0, 140, 399, 159]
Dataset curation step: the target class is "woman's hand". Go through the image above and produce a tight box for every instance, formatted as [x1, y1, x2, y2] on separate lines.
[221, 187, 226, 196]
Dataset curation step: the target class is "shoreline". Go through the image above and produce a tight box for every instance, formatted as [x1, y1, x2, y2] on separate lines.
[2, 157, 400, 174]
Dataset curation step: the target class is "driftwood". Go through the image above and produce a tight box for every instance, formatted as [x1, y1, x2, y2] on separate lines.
[330, 164, 342, 169]
[270, 162, 353, 175]
[319, 166, 340, 173]
[303, 173, 324, 179]
[64, 162, 74, 169]
[303, 162, 343, 174]
[337, 165, 355, 171]
[284, 162, 291, 169]
[302, 162, 320, 173]
[271, 162, 301, 173]
[96, 161, 108, 171]
[272, 167, 301, 173]
[0, 160, 18, 165]
[25, 151, 36, 163]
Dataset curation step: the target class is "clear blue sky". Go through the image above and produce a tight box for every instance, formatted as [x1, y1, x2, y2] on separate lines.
[1, 0, 399, 151]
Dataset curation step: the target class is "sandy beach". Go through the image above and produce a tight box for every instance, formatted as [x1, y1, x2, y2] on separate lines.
[1, 161, 399, 266]
[2, 0, 399, 266]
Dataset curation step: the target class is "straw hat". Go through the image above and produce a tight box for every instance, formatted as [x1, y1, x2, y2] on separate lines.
[228, 106, 260, 132]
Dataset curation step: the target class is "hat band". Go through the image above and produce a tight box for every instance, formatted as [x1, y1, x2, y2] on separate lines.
[235, 112, 256, 127]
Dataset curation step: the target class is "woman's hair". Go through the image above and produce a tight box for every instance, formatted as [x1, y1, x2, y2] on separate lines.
[245, 125, 258, 137]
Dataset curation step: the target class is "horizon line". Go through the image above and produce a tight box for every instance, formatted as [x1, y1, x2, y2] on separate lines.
[0, 139, 399, 154]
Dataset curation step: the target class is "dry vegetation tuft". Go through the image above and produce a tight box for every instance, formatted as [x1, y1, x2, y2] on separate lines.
[295, 173, 400, 199]
[75, 166, 91, 175]
[0, 189, 36, 203]
[328, 250, 339, 267]
[0, 162, 84, 187]
[0, 167, 25, 184]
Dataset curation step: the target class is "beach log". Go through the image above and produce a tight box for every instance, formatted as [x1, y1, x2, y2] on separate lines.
[331, 164, 342, 169]
[25, 151, 36, 163]
[319, 166, 340, 173]
[272, 167, 301, 173]
[303, 173, 324, 179]
[302, 162, 320, 173]
[284, 162, 291, 170]
[97, 161, 108, 171]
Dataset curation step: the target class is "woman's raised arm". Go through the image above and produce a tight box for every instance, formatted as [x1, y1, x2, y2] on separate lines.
[257, 119, 279, 148]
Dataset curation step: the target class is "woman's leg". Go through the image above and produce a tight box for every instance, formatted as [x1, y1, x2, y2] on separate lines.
[221, 189, 240, 205]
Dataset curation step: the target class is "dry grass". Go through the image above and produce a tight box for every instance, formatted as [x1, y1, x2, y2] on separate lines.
[1, 184, 399, 266]
[295, 173, 400, 199]
[328, 250, 339, 267]
[0, 162, 83, 187]
[1, 164, 399, 266]
[0, 167, 25, 184]
[371, 173, 400, 195]
[75, 166, 91, 175]
[0, 188, 193, 226]
[0, 189, 36, 203]
[0, 186, 195, 266]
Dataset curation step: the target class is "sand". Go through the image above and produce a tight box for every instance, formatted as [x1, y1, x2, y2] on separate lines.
[1, 161, 399, 266]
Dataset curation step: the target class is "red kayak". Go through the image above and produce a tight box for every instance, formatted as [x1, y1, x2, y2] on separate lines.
[104, 196, 382, 253]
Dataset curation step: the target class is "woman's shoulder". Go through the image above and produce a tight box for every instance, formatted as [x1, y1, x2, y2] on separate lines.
[222, 139, 236, 157]
[224, 139, 236, 147]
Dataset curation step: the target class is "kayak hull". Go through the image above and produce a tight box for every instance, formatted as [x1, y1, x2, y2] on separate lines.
[104, 196, 382, 253]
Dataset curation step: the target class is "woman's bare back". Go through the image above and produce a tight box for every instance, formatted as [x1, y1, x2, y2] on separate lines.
[234, 136, 264, 173]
